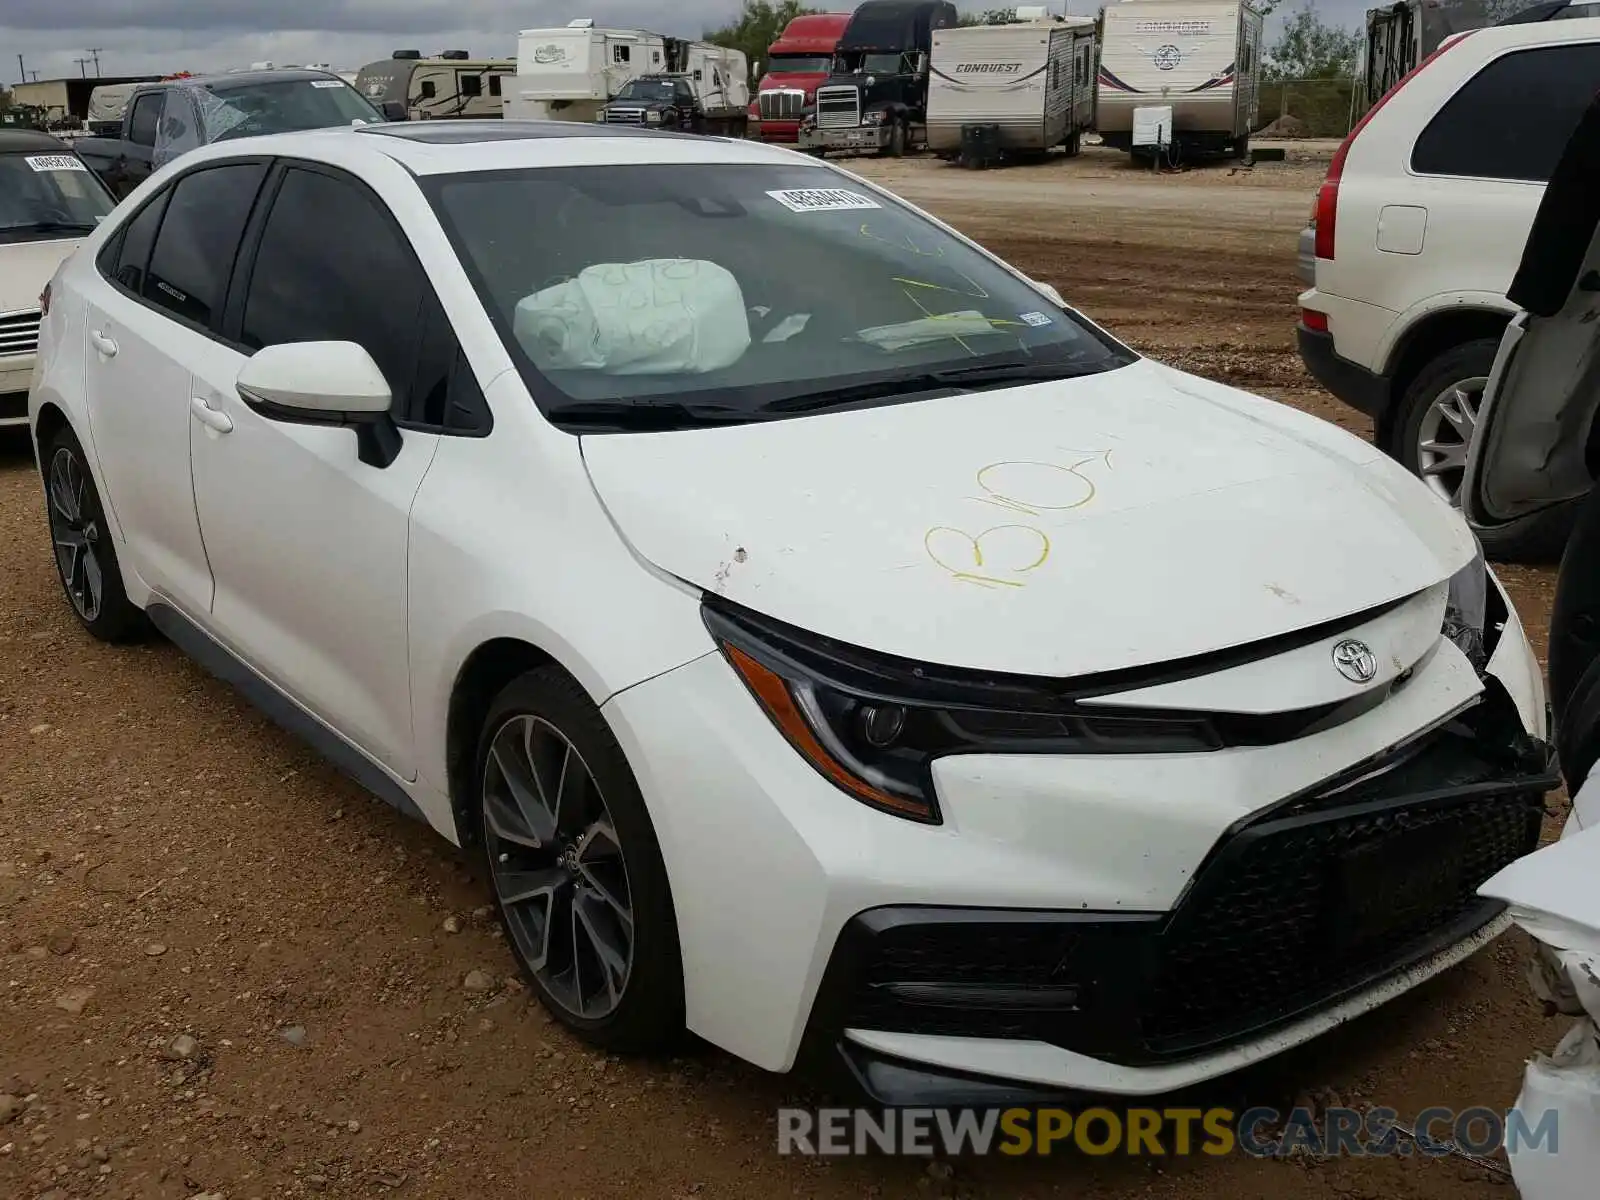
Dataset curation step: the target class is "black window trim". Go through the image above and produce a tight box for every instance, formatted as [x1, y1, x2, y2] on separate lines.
[1407, 40, 1600, 185]
[93, 157, 272, 347]
[221, 155, 492, 439]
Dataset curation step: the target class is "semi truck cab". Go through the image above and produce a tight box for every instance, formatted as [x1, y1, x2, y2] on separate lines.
[797, 0, 959, 157]
[752, 12, 852, 144]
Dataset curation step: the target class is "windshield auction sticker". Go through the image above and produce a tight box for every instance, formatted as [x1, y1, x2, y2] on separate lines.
[25, 154, 88, 173]
[767, 188, 881, 213]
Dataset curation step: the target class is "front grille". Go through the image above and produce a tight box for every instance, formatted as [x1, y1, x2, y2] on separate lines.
[816, 85, 861, 128]
[1143, 788, 1541, 1055]
[815, 719, 1554, 1067]
[605, 108, 645, 125]
[0, 308, 41, 358]
[759, 89, 805, 119]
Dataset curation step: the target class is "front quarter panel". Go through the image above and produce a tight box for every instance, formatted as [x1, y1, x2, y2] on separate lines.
[406, 371, 717, 803]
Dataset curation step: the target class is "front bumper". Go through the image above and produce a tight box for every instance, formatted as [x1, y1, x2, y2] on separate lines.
[0, 353, 34, 427]
[798, 123, 890, 152]
[754, 119, 801, 143]
[603, 585, 1550, 1099]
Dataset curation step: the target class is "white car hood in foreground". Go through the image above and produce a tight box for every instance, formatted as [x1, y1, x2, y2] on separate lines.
[582, 359, 1476, 675]
[0, 238, 82, 313]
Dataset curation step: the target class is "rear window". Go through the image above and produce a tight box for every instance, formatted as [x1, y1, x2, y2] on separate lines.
[1411, 42, 1600, 182]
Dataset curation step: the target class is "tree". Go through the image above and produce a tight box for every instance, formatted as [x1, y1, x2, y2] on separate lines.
[0, 88, 11, 113]
[1264, 3, 1361, 81]
[704, 0, 822, 77]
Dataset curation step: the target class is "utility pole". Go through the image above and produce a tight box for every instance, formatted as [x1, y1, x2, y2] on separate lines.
[73, 57, 91, 77]
[87, 48, 104, 76]
[16, 53, 24, 86]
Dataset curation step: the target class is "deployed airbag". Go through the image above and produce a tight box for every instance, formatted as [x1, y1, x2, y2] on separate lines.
[512, 259, 750, 375]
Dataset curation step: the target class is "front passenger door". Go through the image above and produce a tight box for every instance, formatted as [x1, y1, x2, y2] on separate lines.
[187, 163, 447, 782]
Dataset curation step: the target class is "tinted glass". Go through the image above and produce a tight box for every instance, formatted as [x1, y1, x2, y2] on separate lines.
[766, 54, 832, 73]
[1412, 43, 1600, 182]
[489, 74, 503, 97]
[103, 189, 168, 292]
[461, 74, 483, 98]
[127, 95, 161, 146]
[0, 152, 116, 244]
[426, 163, 1133, 430]
[143, 162, 266, 328]
[241, 168, 424, 412]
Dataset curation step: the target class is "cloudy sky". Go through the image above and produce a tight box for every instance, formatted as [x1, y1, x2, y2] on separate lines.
[6, 0, 1369, 83]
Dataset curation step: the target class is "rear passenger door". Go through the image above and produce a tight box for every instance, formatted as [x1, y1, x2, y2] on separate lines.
[188, 161, 487, 783]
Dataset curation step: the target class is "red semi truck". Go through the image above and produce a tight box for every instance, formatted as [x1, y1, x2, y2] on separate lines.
[749, 12, 852, 143]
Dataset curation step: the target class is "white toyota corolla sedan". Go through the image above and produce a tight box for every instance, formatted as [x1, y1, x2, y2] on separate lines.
[29, 121, 1555, 1104]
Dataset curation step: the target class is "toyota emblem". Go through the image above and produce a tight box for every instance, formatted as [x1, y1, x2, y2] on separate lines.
[1331, 638, 1378, 684]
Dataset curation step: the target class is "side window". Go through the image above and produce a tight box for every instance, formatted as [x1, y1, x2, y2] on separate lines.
[127, 94, 161, 147]
[613, 45, 631, 64]
[1412, 43, 1600, 183]
[97, 189, 170, 293]
[420, 78, 437, 100]
[489, 74, 503, 97]
[143, 163, 266, 329]
[240, 168, 427, 418]
[461, 73, 483, 98]
[413, 291, 492, 434]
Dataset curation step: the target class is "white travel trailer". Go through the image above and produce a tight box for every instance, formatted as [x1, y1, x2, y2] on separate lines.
[1097, 0, 1264, 159]
[927, 14, 1097, 158]
[509, 20, 669, 122]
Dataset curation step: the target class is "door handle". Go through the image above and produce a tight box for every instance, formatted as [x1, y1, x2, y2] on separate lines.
[89, 330, 118, 358]
[189, 395, 234, 434]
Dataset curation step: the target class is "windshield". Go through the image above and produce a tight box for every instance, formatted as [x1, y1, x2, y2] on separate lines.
[767, 54, 833, 73]
[425, 163, 1133, 430]
[0, 151, 115, 243]
[203, 78, 384, 140]
[615, 80, 688, 102]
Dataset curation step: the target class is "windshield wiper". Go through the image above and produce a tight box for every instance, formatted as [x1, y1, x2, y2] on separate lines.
[760, 358, 1116, 416]
[4, 220, 100, 234]
[548, 399, 763, 430]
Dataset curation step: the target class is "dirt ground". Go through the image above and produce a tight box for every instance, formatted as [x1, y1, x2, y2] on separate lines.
[0, 146, 1566, 1200]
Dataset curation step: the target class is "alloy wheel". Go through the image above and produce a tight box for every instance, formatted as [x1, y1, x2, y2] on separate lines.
[482, 714, 635, 1020]
[47, 447, 104, 622]
[1416, 376, 1485, 506]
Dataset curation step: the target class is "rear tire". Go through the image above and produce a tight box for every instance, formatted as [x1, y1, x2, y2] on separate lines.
[475, 666, 684, 1053]
[1390, 338, 1577, 562]
[41, 424, 146, 643]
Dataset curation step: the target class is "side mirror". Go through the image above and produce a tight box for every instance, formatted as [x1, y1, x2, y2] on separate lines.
[236, 341, 402, 468]
[381, 100, 408, 121]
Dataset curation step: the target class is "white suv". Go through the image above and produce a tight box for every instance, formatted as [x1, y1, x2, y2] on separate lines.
[1297, 12, 1600, 558]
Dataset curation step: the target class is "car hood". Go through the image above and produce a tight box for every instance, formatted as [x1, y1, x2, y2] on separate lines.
[0, 237, 81, 313]
[581, 359, 1475, 677]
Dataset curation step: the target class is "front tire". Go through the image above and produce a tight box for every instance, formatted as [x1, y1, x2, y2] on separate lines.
[42, 425, 145, 642]
[881, 119, 906, 158]
[1391, 338, 1577, 562]
[475, 666, 683, 1052]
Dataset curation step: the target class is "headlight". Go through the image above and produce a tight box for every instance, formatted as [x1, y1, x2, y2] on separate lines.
[1443, 537, 1489, 668]
[864, 109, 886, 124]
[646, 110, 662, 124]
[703, 601, 1217, 824]
[594, 111, 606, 122]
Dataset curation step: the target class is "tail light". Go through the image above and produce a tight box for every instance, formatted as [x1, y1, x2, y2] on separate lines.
[39, 281, 51, 317]
[1315, 33, 1475, 262]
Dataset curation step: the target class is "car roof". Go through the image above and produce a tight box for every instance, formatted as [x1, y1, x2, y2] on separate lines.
[174, 119, 817, 177]
[142, 69, 344, 92]
[0, 129, 71, 155]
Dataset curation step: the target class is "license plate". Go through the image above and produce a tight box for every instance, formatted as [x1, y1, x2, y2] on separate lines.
[1330, 823, 1470, 950]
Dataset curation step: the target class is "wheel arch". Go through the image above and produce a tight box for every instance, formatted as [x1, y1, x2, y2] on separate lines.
[32, 400, 71, 474]
[444, 636, 562, 846]
[1379, 306, 1512, 446]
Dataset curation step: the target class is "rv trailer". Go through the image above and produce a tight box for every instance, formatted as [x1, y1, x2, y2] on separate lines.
[353, 50, 515, 120]
[1360, 0, 1489, 111]
[1097, 0, 1264, 159]
[926, 13, 1097, 160]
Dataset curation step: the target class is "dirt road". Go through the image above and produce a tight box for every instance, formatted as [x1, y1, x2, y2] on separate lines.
[0, 148, 1564, 1200]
